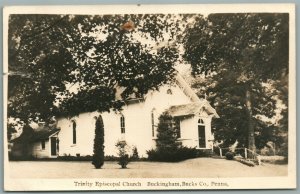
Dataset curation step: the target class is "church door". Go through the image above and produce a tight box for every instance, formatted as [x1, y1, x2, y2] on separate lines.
[198, 119, 206, 148]
[51, 137, 57, 156]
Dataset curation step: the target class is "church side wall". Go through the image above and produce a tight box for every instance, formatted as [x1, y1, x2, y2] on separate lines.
[180, 116, 198, 148]
[56, 84, 197, 157]
[57, 112, 98, 157]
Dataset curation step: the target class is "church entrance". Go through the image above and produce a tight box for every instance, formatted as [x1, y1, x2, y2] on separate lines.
[198, 119, 206, 148]
[51, 137, 57, 156]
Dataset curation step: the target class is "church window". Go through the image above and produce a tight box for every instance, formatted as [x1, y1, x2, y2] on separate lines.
[198, 119, 204, 125]
[151, 111, 155, 137]
[198, 118, 206, 148]
[72, 120, 77, 144]
[120, 115, 125, 133]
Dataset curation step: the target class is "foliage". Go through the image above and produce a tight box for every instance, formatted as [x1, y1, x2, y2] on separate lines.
[8, 14, 180, 125]
[147, 146, 198, 162]
[8, 15, 78, 123]
[115, 140, 130, 168]
[225, 152, 234, 160]
[92, 115, 105, 169]
[155, 113, 182, 150]
[147, 113, 198, 162]
[183, 13, 288, 80]
[131, 146, 139, 161]
[183, 13, 289, 151]
[7, 122, 18, 140]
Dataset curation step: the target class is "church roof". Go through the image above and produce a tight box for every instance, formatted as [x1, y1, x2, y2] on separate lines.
[174, 74, 201, 103]
[165, 101, 219, 118]
[10, 127, 60, 144]
[114, 73, 201, 103]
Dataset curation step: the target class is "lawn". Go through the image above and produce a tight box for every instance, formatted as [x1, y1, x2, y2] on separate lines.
[7, 158, 288, 179]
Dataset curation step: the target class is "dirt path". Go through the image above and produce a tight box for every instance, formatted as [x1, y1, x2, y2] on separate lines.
[7, 158, 288, 179]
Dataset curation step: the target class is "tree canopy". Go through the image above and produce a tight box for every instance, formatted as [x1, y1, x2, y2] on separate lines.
[8, 14, 181, 123]
[183, 13, 289, 151]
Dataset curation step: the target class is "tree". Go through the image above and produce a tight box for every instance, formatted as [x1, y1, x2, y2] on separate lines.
[7, 14, 180, 126]
[147, 113, 198, 161]
[191, 71, 279, 150]
[183, 13, 289, 153]
[115, 140, 130, 169]
[92, 115, 105, 169]
[131, 146, 139, 161]
[7, 122, 18, 141]
[8, 15, 78, 124]
[156, 113, 182, 151]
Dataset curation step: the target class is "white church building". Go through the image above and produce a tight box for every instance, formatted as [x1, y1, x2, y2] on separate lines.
[11, 74, 219, 158]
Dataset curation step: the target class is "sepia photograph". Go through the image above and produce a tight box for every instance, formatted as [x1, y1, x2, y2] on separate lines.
[3, 4, 296, 191]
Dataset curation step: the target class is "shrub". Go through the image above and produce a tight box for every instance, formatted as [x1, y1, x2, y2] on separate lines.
[58, 155, 92, 161]
[225, 152, 234, 160]
[155, 113, 182, 150]
[92, 115, 105, 169]
[147, 146, 198, 162]
[131, 146, 139, 161]
[116, 140, 130, 168]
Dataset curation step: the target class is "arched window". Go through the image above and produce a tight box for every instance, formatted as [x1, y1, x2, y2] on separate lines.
[151, 109, 156, 137]
[198, 119, 204, 125]
[72, 120, 76, 144]
[120, 115, 125, 134]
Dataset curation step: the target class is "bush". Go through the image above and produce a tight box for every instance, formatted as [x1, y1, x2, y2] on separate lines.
[225, 152, 235, 160]
[58, 155, 92, 161]
[147, 146, 198, 162]
[131, 146, 139, 161]
[116, 140, 130, 168]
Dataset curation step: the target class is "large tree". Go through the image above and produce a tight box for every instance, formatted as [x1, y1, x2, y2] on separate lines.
[7, 14, 181, 128]
[183, 13, 289, 152]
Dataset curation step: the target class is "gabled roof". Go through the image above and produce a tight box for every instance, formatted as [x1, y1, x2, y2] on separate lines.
[10, 127, 60, 144]
[115, 73, 202, 104]
[165, 101, 220, 118]
[174, 74, 201, 103]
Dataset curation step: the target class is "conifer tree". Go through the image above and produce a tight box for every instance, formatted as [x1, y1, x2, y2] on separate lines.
[156, 113, 181, 152]
[92, 115, 105, 169]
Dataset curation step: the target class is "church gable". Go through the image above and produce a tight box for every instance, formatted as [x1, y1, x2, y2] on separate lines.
[113, 73, 201, 108]
[165, 101, 220, 118]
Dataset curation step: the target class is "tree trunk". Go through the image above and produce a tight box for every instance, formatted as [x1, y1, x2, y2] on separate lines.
[246, 89, 256, 157]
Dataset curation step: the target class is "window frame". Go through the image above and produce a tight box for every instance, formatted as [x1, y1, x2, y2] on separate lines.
[72, 120, 77, 144]
[197, 118, 206, 148]
[151, 109, 155, 137]
[120, 115, 125, 134]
